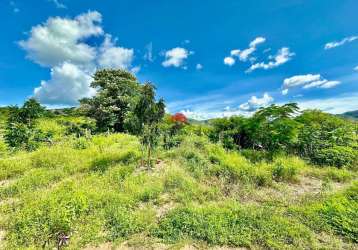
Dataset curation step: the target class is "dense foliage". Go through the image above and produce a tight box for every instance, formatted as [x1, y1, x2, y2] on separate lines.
[4, 99, 52, 151]
[209, 104, 357, 168]
[80, 69, 141, 133]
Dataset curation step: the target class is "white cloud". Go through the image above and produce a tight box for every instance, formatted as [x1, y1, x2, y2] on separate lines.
[249, 37, 266, 47]
[162, 47, 192, 68]
[49, 0, 66, 9]
[224, 56, 235, 66]
[34, 62, 95, 105]
[296, 93, 358, 114]
[131, 66, 141, 74]
[324, 36, 358, 50]
[97, 34, 134, 69]
[283, 74, 341, 90]
[196, 63, 203, 70]
[320, 80, 341, 89]
[354, 66, 358, 71]
[281, 89, 288, 95]
[19, 11, 103, 67]
[226, 36, 266, 64]
[239, 93, 273, 111]
[20, 11, 137, 105]
[236, 47, 256, 62]
[283, 74, 321, 88]
[143, 42, 154, 62]
[247, 47, 294, 72]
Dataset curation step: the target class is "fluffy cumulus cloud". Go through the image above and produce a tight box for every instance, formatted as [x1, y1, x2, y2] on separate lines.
[224, 37, 266, 66]
[282, 74, 341, 92]
[162, 47, 192, 68]
[34, 62, 95, 105]
[19, 11, 103, 67]
[354, 66, 358, 71]
[97, 35, 134, 69]
[247, 47, 294, 72]
[224, 56, 235, 66]
[324, 36, 358, 50]
[20, 11, 136, 105]
[239, 93, 274, 111]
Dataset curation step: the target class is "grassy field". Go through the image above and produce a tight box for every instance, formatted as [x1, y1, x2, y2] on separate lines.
[0, 116, 357, 249]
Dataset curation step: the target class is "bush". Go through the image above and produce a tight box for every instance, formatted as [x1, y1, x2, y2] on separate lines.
[272, 163, 298, 182]
[105, 205, 156, 240]
[312, 146, 357, 168]
[241, 149, 273, 163]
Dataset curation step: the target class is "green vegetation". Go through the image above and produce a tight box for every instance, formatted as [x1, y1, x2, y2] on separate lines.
[0, 69, 357, 249]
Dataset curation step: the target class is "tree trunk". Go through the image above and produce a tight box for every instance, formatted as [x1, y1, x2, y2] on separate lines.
[147, 142, 151, 170]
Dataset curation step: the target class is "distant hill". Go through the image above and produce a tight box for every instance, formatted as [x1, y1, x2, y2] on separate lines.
[340, 110, 358, 120]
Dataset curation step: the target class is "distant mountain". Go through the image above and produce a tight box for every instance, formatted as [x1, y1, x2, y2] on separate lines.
[340, 110, 358, 120]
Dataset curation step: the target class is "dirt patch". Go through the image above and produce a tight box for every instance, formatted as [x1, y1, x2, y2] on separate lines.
[0, 197, 19, 207]
[156, 200, 176, 219]
[0, 179, 15, 188]
[291, 176, 322, 197]
[0, 230, 5, 248]
[235, 176, 343, 206]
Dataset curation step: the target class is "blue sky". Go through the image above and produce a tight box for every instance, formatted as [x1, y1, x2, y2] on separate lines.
[1, 0, 358, 119]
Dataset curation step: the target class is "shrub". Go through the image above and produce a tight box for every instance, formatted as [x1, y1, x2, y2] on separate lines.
[105, 205, 156, 240]
[270, 157, 303, 182]
[120, 174, 164, 202]
[241, 149, 273, 163]
[163, 166, 219, 203]
[312, 146, 357, 168]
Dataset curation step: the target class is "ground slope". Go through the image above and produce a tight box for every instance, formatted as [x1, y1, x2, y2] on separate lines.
[0, 133, 357, 249]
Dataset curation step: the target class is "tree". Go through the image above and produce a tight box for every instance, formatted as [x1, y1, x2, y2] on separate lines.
[209, 116, 248, 150]
[4, 98, 50, 151]
[7, 98, 45, 126]
[295, 110, 357, 166]
[246, 103, 300, 152]
[161, 113, 188, 149]
[131, 83, 165, 168]
[208, 103, 300, 152]
[80, 69, 141, 132]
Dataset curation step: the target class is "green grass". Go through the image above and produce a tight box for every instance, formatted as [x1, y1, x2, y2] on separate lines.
[0, 118, 357, 249]
[155, 202, 315, 249]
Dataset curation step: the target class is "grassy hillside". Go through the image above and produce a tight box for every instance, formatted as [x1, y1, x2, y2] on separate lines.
[0, 116, 357, 249]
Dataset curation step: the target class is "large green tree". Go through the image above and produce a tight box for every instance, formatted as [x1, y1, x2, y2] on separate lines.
[80, 69, 141, 132]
